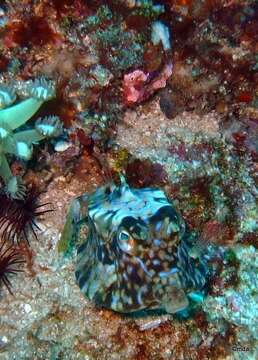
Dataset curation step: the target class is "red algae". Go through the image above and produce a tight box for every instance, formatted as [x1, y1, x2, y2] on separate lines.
[4, 17, 60, 48]
[17, 241, 36, 277]
[27, 96, 76, 128]
[125, 14, 149, 31]
[237, 92, 253, 103]
[200, 220, 235, 246]
[241, 232, 258, 248]
[0, 55, 9, 71]
[126, 159, 168, 187]
[76, 128, 93, 148]
[50, 0, 90, 18]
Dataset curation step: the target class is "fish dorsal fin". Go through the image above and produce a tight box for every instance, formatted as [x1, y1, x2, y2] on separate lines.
[119, 174, 130, 192]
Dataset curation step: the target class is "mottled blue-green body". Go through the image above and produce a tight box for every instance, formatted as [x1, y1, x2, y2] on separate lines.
[73, 177, 207, 313]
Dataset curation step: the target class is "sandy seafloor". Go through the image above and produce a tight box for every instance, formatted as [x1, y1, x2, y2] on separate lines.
[0, 102, 257, 359]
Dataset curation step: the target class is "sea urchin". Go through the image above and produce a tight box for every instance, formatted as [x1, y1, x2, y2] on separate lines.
[0, 186, 53, 243]
[0, 239, 25, 294]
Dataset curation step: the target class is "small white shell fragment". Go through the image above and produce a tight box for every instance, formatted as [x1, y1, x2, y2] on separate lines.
[151, 21, 171, 50]
[16, 141, 33, 160]
[0, 335, 8, 344]
[54, 140, 72, 152]
[24, 303, 32, 313]
[136, 315, 169, 331]
[0, 335, 8, 350]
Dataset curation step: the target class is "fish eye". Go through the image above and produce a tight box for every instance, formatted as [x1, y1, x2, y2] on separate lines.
[119, 231, 130, 241]
[105, 186, 111, 195]
[118, 230, 135, 253]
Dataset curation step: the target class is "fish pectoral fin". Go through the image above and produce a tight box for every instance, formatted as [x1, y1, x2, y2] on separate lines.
[162, 286, 189, 314]
[58, 195, 88, 255]
[70, 194, 88, 224]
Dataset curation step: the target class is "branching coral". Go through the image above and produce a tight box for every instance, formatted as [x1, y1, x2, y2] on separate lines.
[0, 77, 63, 199]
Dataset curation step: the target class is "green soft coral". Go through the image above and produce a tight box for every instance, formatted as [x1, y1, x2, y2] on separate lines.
[0, 78, 63, 199]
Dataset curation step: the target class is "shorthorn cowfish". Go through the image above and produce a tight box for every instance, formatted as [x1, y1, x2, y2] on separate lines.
[64, 176, 207, 314]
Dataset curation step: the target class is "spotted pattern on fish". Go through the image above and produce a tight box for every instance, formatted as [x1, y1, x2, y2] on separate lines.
[74, 177, 207, 313]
